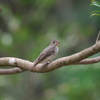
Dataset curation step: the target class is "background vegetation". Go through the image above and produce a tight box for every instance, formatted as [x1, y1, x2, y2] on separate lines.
[0, 0, 100, 100]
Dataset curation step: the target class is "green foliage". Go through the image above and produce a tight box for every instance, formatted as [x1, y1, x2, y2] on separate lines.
[91, 0, 100, 17]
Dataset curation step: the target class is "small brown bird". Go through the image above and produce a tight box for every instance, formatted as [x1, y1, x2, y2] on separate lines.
[29, 40, 60, 71]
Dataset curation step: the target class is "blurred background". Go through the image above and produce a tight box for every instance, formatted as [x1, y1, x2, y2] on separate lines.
[0, 0, 100, 100]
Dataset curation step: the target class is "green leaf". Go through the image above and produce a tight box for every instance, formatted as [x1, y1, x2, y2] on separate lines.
[91, 1, 100, 7]
[91, 11, 100, 14]
[90, 13, 100, 17]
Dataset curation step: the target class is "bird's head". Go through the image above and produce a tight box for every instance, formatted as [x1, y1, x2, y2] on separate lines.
[51, 40, 60, 46]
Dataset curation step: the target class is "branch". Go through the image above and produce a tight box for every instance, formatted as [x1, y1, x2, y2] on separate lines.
[74, 56, 100, 64]
[96, 31, 100, 43]
[0, 68, 23, 75]
[0, 56, 100, 75]
[0, 40, 100, 74]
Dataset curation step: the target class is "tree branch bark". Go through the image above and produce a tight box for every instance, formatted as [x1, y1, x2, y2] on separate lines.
[0, 41, 100, 74]
[0, 68, 23, 75]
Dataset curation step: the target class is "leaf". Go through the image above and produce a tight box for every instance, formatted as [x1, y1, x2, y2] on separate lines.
[90, 13, 100, 17]
[91, 1, 100, 7]
[91, 11, 100, 14]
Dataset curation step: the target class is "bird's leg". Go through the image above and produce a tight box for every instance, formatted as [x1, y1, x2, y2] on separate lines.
[46, 60, 52, 64]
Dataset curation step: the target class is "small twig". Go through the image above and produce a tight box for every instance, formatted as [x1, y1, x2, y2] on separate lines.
[96, 31, 100, 43]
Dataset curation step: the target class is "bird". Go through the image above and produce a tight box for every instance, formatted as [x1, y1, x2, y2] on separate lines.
[29, 40, 60, 71]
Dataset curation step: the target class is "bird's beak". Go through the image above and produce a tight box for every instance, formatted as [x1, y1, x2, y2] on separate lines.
[57, 42, 60, 46]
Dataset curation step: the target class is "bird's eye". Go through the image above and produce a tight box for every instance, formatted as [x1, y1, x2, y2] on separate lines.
[53, 41, 55, 43]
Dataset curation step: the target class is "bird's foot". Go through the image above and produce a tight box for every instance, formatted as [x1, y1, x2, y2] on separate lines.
[46, 60, 52, 64]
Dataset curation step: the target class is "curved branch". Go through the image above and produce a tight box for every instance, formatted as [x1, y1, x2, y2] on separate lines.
[0, 41, 100, 74]
[0, 68, 23, 75]
[76, 56, 100, 64]
[0, 56, 100, 75]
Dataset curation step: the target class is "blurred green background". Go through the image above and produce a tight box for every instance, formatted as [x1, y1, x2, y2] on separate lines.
[0, 0, 100, 100]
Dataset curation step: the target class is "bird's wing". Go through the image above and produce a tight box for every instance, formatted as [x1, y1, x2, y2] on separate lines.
[30, 50, 53, 71]
[35, 46, 55, 63]
[37, 51, 52, 62]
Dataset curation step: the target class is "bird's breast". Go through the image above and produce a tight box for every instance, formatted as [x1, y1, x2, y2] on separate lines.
[54, 46, 59, 54]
